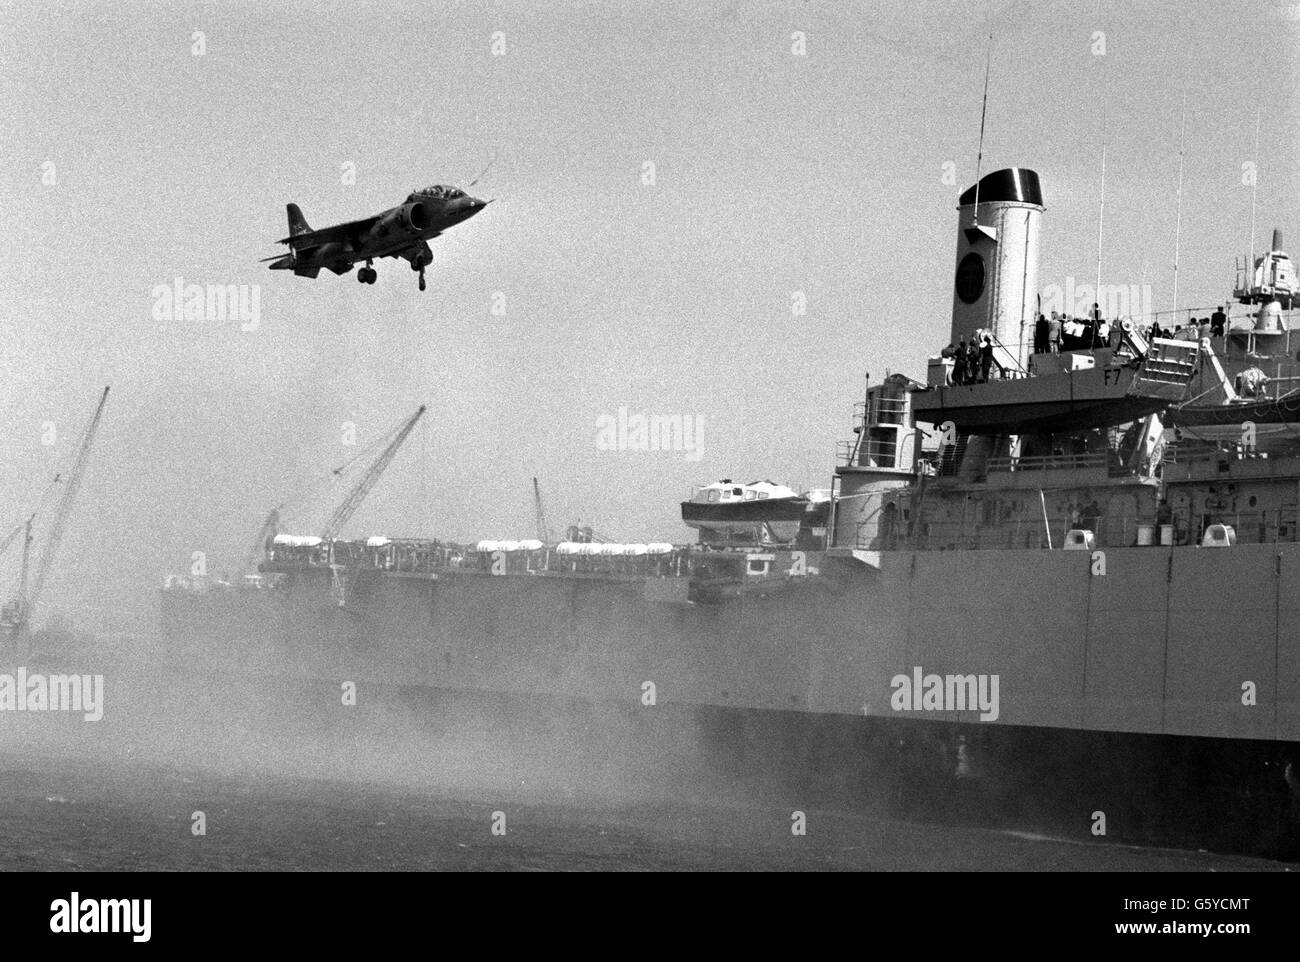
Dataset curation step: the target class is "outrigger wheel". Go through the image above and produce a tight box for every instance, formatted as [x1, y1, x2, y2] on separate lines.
[411, 253, 429, 291]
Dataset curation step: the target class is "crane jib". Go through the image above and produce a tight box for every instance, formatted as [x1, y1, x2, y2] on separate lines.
[319, 405, 426, 544]
[4, 387, 110, 632]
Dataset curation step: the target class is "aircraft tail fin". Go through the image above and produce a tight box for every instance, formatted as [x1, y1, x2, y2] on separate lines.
[286, 203, 312, 238]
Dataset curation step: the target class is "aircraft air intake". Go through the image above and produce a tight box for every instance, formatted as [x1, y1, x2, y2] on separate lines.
[394, 202, 433, 233]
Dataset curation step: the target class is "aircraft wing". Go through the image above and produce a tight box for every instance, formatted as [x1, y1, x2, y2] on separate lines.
[260, 247, 321, 262]
[277, 215, 380, 247]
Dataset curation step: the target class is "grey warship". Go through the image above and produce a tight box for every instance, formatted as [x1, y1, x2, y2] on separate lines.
[161, 167, 1300, 859]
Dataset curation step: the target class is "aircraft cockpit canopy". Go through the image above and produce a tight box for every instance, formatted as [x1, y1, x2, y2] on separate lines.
[416, 185, 466, 199]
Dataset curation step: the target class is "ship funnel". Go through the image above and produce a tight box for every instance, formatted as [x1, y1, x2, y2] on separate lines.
[1273, 228, 1284, 252]
[949, 168, 1045, 371]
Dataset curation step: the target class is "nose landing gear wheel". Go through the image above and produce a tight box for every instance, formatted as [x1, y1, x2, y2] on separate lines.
[357, 267, 377, 284]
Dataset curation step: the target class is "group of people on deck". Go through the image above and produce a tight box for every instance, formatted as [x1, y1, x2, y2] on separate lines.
[944, 304, 1236, 386]
[1032, 303, 1114, 354]
[1029, 304, 1231, 355]
[941, 333, 997, 385]
[1148, 306, 1228, 341]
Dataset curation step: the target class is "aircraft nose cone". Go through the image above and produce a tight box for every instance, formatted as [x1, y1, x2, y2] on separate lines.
[453, 196, 489, 221]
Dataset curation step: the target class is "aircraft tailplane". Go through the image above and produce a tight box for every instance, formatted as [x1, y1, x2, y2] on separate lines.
[286, 203, 312, 238]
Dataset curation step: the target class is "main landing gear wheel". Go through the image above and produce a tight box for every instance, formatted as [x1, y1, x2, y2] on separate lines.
[411, 255, 429, 291]
[357, 266, 377, 284]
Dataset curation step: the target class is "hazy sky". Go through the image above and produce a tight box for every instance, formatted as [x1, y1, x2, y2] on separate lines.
[1, 0, 1297, 631]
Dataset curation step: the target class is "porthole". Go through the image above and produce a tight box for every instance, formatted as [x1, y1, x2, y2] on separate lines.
[955, 252, 985, 305]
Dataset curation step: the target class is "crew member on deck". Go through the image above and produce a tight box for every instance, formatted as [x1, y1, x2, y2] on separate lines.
[1211, 305, 1227, 337]
[940, 343, 956, 385]
[1048, 312, 1062, 352]
[1034, 314, 1050, 354]
[979, 335, 994, 382]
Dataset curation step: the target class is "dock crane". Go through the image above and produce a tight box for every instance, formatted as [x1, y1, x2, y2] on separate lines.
[0, 519, 29, 557]
[532, 476, 552, 544]
[241, 506, 282, 579]
[2, 386, 109, 634]
[242, 404, 426, 577]
[0, 517, 35, 630]
[320, 404, 426, 543]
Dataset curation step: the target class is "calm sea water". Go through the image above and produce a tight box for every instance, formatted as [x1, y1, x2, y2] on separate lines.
[0, 642, 1286, 871]
[0, 750, 1283, 872]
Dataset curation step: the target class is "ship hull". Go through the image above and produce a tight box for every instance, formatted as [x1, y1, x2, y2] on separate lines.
[159, 543, 1300, 856]
[165, 546, 1300, 741]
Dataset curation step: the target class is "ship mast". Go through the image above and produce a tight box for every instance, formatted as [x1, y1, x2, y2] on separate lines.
[969, 29, 994, 235]
[1094, 0, 1109, 301]
[1249, 103, 1260, 270]
[1095, 104, 1108, 301]
[1171, 51, 1190, 319]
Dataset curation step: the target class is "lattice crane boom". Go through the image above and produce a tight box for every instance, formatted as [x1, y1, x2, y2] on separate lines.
[243, 507, 281, 577]
[532, 476, 551, 544]
[320, 405, 425, 542]
[0, 522, 26, 557]
[20, 387, 110, 630]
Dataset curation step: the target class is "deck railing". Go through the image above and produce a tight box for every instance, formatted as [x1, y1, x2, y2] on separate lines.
[847, 505, 1300, 551]
[985, 452, 1109, 473]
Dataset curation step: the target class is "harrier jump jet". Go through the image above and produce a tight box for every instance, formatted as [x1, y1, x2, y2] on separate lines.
[262, 184, 490, 291]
